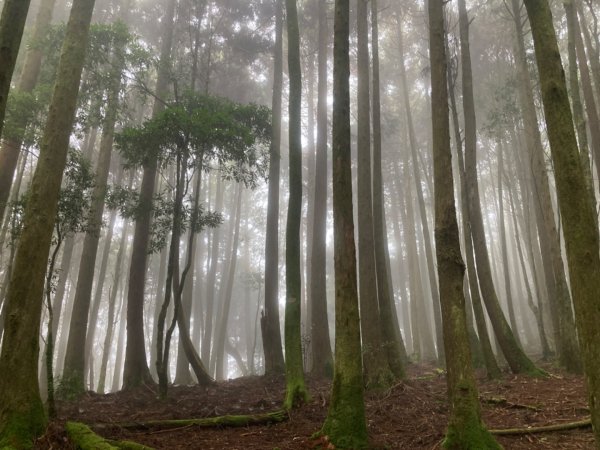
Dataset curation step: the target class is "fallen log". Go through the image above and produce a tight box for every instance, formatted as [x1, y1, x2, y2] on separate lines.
[489, 418, 591, 435]
[65, 422, 154, 449]
[93, 409, 288, 431]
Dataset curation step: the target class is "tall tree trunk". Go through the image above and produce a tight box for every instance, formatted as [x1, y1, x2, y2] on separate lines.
[447, 45, 500, 379]
[356, 0, 393, 389]
[123, 0, 177, 390]
[428, 2, 500, 447]
[510, 0, 582, 372]
[261, 0, 285, 376]
[320, 0, 367, 445]
[372, 0, 407, 376]
[459, 0, 541, 375]
[523, 0, 600, 440]
[309, 0, 333, 378]
[0, 0, 57, 222]
[0, 0, 97, 445]
[283, 0, 308, 409]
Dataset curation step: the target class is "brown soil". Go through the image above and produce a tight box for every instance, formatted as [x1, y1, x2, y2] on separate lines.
[35, 362, 594, 449]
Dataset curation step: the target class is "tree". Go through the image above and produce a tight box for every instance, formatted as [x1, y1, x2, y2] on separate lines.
[309, 0, 333, 378]
[458, 0, 542, 376]
[122, 0, 177, 390]
[283, 0, 309, 409]
[118, 93, 270, 397]
[0, 0, 33, 142]
[523, 0, 600, 441]
[320, 0, 368, 446]
[356, 0, 394, 388]
[261, 0, 285, 376]
[428, 1, 500, 448]
[0, 0, 97, 445]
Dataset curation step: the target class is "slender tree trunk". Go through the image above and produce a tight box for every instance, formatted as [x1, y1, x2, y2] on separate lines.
[372, 0, 407, 376]
[283, 0, 308, 409]
[524, 0, 600, 440]
[309, 0, 333, 378]
[123, 0, 177, 390]
[356, 0, 393, 389]
[0, 0, 97, 445]
[215, 185, 243, 381]
[428, 2, 500, 447]
[459, 0, 541, 375]
[320, 0, 367, 445]
[261, 0, 285, 376]
[97, 219, 130, 394]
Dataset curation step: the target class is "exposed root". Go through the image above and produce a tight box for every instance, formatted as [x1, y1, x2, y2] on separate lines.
[65, 422, 154, 449]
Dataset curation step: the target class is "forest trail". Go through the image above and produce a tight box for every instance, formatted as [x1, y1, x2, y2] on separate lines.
[36, 362, 593, 449]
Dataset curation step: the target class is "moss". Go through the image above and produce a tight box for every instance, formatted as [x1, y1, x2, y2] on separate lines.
[320, 375, 368, 449]
[283, 379, 310, 410]
[65, 422, 118, 449]
[0, 400, 47, 449]
[443, 421, 502, 450]
[106, 439, 155, 449]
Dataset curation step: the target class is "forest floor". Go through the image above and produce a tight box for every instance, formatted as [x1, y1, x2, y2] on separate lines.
[36, 361, 594, 449]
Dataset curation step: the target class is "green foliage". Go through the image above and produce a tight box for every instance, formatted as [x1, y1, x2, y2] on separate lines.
[8, 150, 95, 245]
[116, 92, 271, 188]
[55, 372, 86, 401]
[106, 186, 223, 254]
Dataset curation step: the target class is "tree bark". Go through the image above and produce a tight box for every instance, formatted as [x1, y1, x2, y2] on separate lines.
[460, 0, 541, 375]
[123, 0, 177, 390]
[523, 0, 600, 440]
[320, 0, 367, 445]
[283, 0, 308, 409]
[0, 0, 97, 445]
[261, 0, 285, 376]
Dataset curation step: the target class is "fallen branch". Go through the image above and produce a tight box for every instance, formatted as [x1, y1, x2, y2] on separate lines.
[93, 409, 288, 431]
[489, 418, 591, 435]
[481, 396, 541, 411]
[65, 422, 154, 449]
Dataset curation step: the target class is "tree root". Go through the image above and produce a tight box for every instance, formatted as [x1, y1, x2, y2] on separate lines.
[489, 418, 591, 435]
[93, 409, 288, 431]
[65, 422, 154, 449]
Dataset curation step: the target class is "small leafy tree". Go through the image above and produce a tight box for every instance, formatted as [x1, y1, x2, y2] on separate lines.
[8, 150, 94, 416]
[117, 92, 270, 397]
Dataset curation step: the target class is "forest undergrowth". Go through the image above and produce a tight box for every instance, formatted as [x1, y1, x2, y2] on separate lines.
[35, 361, 594, 449]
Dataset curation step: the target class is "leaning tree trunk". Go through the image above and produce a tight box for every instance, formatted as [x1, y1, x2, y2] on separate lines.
[283, 0, 308, 409]
[123, 0, 177, 390]
[261, 0, 285, 376]
[523, 0, 600, 441]
[459, 0, 542, 376]
[428, 1, 500, 447]
[510, 0, 581, 372]
[0, 0, 97, 446]
[320, 0, 368, 446]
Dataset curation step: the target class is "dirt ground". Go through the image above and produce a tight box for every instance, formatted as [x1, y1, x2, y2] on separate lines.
[36, 362, 595, 449]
